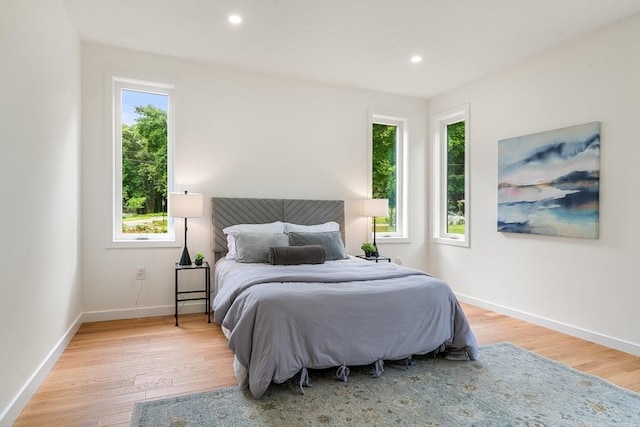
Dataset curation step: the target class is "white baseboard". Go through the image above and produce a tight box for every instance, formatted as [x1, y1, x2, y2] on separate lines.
[0, 313, 83, 427]
[456, 293, 640, 357]
[81, 301, 208, 323]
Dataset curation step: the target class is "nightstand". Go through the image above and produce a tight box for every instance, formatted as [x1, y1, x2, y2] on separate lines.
[356, 255, 392, 263]
[174, 261, 211, 326]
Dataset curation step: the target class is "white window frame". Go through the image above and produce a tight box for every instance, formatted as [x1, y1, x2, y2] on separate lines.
[109, 76, 176, 246]
[431, 104, 470, 247]
[369, 112, 408, 242]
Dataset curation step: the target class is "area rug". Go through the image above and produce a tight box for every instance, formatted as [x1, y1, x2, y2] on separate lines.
[131, 342, 640, 426]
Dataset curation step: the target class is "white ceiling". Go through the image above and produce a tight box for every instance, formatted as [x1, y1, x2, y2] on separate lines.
[62, 0, 640, 99]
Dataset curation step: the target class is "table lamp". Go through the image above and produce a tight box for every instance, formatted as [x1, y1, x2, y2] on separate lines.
[169, 191, 203, 265]
[362, 198, 389, 257]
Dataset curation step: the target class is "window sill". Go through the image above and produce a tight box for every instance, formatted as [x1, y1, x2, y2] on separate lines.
[431, 236, 469, 247]
[377, 236, 411, 244]
[107, 239, 180, 249]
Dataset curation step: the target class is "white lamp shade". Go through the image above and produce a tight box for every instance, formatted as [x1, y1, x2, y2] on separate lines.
[362, 198, 389, 217]
[169, 192, 203, 218]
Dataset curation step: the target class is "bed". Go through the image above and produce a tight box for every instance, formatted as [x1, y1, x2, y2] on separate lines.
[211, 197, 478, 399]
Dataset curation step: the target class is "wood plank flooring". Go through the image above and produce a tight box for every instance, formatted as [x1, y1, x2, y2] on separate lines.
[13, 303, 640, 426]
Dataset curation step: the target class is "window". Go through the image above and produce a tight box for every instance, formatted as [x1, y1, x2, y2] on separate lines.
[432, 104, 469, 246]
[112, 77, 174, 243]
[370, 113, 407, 240]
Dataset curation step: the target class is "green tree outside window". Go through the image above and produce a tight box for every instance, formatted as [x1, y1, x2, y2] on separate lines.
[121, 104, 168, 234]
[372, 123, 397, 233]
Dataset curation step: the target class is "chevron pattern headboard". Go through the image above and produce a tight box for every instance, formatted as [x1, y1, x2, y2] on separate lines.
[211, 197, 345, 257]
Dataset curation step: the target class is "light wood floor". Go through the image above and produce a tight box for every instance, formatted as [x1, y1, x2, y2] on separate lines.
[13, 303, 640, 426]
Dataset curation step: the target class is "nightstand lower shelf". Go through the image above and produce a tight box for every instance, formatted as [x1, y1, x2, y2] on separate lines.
[174, 262, 211, 326]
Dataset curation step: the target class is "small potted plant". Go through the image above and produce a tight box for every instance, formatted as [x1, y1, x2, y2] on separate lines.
[194, 252, 205, 266]
[361, 243, 376, 257]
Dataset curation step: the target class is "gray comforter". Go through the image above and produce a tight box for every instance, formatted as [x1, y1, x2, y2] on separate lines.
[212, 259, 478, 398]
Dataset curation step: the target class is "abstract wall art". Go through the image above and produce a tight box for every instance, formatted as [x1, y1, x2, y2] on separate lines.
[497, 122, 600, 239]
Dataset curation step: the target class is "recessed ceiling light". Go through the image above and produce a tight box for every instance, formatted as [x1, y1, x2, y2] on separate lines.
[228, 14, 242, 25]
[410, 55, 423, 64]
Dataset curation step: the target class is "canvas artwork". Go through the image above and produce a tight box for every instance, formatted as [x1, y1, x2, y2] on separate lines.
[497, 122, 600, 239]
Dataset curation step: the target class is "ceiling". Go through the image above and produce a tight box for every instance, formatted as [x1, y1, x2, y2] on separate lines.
[62, 0, 640, 99]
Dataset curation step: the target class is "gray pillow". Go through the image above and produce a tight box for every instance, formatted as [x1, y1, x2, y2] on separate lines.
[288, 231, 348, 261]
[235, 232, 289, 263]
[269, 245, 326, 265]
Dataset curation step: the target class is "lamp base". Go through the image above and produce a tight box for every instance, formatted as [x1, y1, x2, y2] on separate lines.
[372, 218, 380, 257]
[372, 245, 380, 258]
[178, 247, 192, 266]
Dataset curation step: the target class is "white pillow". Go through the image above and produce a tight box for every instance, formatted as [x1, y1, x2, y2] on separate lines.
[223, 222, 285, 259]
[284, 221, 339, 234]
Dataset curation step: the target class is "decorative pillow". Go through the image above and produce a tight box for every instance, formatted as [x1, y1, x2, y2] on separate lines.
[288, 231, 348, 261]
[235, 232, 289, 263]
[223, 222, 285, 259]
[269, 245, 326, 265]
[284, 221, 339, 234]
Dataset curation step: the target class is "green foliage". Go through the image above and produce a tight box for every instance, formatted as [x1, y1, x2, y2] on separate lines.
[372, 123, 396, 229]
[122, 105, 168, 222]
[447, 121, 465, 215]
[360, 242, 376, 254]
[195, 253, 204, 261]
[125, 196, 146, 213]
[122, 219, 167, 234]
[123, 212, 164, 221]
[447, 224, 465, 234]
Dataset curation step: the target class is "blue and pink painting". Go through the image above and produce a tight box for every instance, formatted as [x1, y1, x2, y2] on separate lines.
[498, 122, 600, 239]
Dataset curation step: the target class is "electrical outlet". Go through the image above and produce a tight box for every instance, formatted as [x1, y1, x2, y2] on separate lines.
[136, 267, 146, 280]
[394, 257, 402, 265]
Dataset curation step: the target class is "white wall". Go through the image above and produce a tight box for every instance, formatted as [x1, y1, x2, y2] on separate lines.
[80, 43, 428, 318]
[0, 1, 82, 423]
[428, 14, 640, 355]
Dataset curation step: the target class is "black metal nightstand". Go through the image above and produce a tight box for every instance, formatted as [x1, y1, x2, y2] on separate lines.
[174, 261, 211, 326]
[356, 255, 392, 263]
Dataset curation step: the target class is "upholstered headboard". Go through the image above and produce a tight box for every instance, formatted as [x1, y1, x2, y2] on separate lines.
[211, 197, 345, 257]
